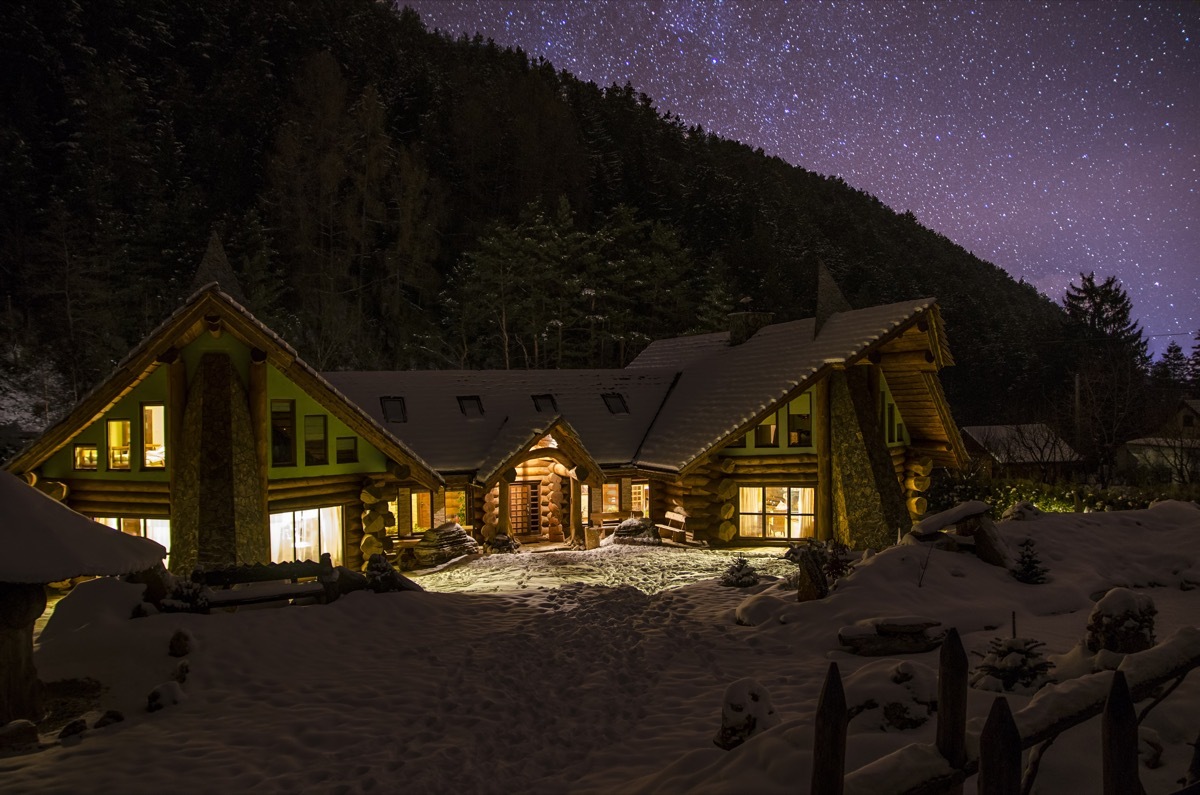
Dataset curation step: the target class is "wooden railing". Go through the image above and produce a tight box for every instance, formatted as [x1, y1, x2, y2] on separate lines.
[807, 626, 1200, 795]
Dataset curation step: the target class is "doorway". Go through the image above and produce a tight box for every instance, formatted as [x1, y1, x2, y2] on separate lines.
[508, 481, 541, 537]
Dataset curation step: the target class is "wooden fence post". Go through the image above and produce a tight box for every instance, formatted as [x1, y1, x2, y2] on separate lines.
[1103, 670, 1142, 795]
[979, 696, 1020, 795]
[937, 627, 968, 793]
[811, 661, 848, 795]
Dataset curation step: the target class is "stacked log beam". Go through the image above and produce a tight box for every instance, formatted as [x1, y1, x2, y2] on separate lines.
[903, 453, 934, 521]
[481, 486, 500, 539]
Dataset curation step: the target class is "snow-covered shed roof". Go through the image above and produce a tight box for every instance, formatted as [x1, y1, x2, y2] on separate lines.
[322, 369, 679, 473]
[960, 424, 1081, 464]
[0, 471, 165, 583]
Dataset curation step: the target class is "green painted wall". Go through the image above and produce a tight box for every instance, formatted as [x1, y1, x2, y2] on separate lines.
[878, 373, 910, 448]
[41, 366, 171, 481]
[266, 365, 388, 479]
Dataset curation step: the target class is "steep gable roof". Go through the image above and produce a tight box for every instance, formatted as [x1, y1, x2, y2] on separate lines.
[633, 299, 967, 471]
[4, 285, 442, 490]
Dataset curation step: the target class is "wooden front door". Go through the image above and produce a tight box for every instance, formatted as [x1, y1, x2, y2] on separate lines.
[508, 481, 541, 537]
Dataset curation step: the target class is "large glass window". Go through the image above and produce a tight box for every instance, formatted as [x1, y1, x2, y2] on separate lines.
[142, 404, 166, 468]
[96, 517, 171, 567]
[269, 507, 343, 565]
[271, 400, 296, 466]
[738, 486, 815, 540]
[107, 419, 131, 470]
[304, 415, 328, 466]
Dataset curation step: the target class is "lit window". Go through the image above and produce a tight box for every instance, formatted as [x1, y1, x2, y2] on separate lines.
[381, 396, 407, 423]
[411, 490, 433, 533]
[630, 481, 650, 514]
[458, 395, 484, 417]
[107, 420, 131, 470]
[738, 486, 815, 540]
[446, 489, 471, 528]
[335, 437, 358, 464]
[304, 415, 328, 466]
[755, 414, 778, 447]
[142, 404, 166, 468]
[74, 444, 98, 470]
[95, 517, 171, 566]
[602, 393, 628, 414]
[271, 400, 296, 466]
[579, 485, 591, 522]
[787, 397, 812, 448]
[532, 393, 557, 412]
[602, 483, 621, 513]
[269, 507, 343, 565]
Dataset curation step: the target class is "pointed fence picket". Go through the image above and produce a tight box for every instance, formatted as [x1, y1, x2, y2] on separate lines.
[807, 626, 1200, 795]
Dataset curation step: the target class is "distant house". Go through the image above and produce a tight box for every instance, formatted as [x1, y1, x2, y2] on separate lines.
[5, 272, 967, 568]
[1122, 399, 1200, 484]
[960, 424, 1080, 483]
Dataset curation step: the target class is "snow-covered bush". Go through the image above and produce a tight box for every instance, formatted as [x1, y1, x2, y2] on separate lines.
[719, 557, 759, 588]
[1011, 538, 1048, 584]
[161, 579, 209, 613]
[970, 637, 1053, 694]
[712, 678, 780, 749]
[1086, 588, 1156, 654]
[844, 659, 937, 731]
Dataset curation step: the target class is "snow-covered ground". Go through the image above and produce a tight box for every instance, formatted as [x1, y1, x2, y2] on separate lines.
[6, 503, 1200, 793]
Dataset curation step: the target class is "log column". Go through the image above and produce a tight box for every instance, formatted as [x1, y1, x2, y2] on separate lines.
[814, 375, 833, 541]
[497, 470, 515, 537]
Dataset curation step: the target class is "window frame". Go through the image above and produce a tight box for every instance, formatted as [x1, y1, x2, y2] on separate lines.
[74, 444, 99, 471]
[532, 393, 557, 413]
[754, 414, 779, 448]
[737, 485, 816, 541]
[380, 396, 407, 423]
[107, 418, 132, 470]
[304, 414, 328, 466]
[457, 395, 484, 418]
[602, 392, 629, 414]
[141, 403, 167, 469]
[335, 436, 358, 464]
[271, 399, 297, 467]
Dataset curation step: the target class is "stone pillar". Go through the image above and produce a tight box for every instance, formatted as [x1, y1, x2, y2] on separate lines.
[829, 367, 912, 550]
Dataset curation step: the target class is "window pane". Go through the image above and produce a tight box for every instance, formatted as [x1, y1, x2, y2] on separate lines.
[293, 509, 320, 561]
[755, 416, 778, 447]
[335, 437, 357, 464]
[602, 484, 620, 512]
[319, 507, 343, 566]
[787, 411, 811, 447]
[791, 515, 815, 539]
[74, 445, 98, 470]
[739, 514, 763, 537]
[142, 405, 166, 468]
[739, 487, 763, 514]
[144, 519, 171, 565]
[630, 482, 649, 513]
[579, 485, 590, 520]
[793, 487, 815, 515]
[446, 490, 469, 527]
[764, 487, 788, 513]
[381, 396, 407, 423]
[765, 515, 788, 539]
[304, 415, 328, 466]
[269, 513, 294, 563]
[412, 492, 432, 532]
[107, 420, 131, 470]
[271, 400, 296, 466]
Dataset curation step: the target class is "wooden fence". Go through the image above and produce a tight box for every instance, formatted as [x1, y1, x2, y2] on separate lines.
[808, 626, 1200, 795]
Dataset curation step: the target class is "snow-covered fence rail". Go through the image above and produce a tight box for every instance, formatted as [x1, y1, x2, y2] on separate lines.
[809, 626, 1200, 795]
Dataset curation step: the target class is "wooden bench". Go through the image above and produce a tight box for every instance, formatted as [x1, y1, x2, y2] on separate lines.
[191, 553, 339, 611]
[654, 511, 688, 543]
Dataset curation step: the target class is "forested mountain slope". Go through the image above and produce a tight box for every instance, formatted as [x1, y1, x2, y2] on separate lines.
[0, 0, 1073, 424]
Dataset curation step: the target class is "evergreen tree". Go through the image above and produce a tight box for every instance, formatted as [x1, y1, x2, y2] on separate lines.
[1151, 340, 1190, 388]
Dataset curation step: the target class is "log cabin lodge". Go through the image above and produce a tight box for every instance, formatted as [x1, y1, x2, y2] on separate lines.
[4, 274, 966, 574]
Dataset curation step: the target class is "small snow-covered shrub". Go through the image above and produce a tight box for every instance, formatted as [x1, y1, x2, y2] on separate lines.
[971, 637, 1053, 694]
[146, 681, 186, 713]
[843, 659, 937, 731]
[161, 578, 209, 613]
[168, 628, 193, 658]
[713, 678, 780, 749]
[1011, 538, 1048, 584]
[1086, 588, 1156, 654]
[719, 557, 759, 588]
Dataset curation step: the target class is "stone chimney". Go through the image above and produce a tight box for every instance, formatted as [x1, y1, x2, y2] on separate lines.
[728, 299, 775, 346]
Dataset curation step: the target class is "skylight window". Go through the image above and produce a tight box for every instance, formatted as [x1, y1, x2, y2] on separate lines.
[458, 395, 484, 418]
[602, 392, 629, 414]
[380, 396, 407, 423]
[532, 394, 557, 412]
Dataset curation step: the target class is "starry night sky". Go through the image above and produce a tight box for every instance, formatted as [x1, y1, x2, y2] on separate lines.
[404, 0, 1198, 357]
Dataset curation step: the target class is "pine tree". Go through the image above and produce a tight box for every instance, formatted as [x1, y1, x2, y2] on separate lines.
[1012, 538, 1048, 584]
[1151, 340, 1189, 388]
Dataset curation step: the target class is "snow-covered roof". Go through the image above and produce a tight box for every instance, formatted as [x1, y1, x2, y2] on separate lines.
[0, 471, 165, 583]
[633, 299, 943, 470]
[322, 369, 679, 472]
[960, 424, 1081, 464]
